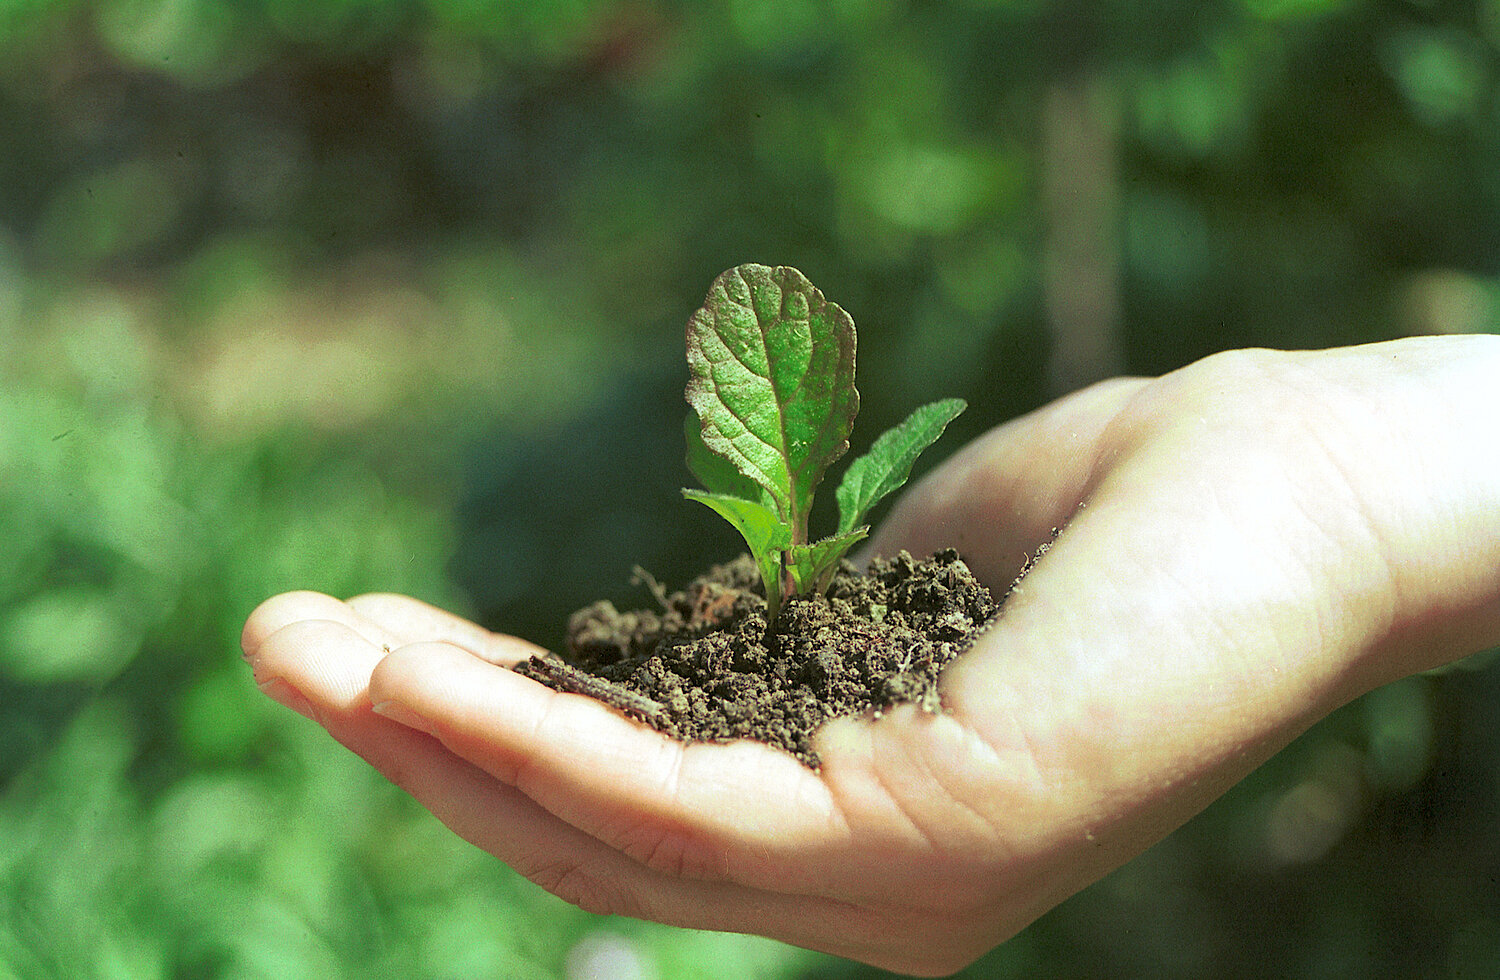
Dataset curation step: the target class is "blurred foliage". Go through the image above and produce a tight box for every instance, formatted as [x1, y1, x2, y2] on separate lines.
[2, 0, 1499, 976]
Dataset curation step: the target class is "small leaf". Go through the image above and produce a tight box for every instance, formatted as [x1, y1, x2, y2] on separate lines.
[836, 398, 967, 534]
[685, 264, 859, 541]
[786, 527, 870, 597]
[682, 489, 791, 616]
[685, 412, 772, 507]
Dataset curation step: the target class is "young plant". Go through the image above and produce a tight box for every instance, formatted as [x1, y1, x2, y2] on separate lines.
[683, 263, 966, 620]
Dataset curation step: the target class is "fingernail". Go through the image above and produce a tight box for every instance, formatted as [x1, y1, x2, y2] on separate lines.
[371, 699, 435, 736]
[257, 677, 315, 719]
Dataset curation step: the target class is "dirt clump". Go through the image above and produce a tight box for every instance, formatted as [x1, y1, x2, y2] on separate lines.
[513, 549, 998, 769]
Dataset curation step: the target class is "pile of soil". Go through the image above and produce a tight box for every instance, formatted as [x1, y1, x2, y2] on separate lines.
[513, 548, 1000, 768]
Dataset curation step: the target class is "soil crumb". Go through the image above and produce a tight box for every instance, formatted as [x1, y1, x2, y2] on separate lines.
[513, 549, 999, 769]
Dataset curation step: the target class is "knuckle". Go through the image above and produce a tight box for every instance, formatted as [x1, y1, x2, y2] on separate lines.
[615, 824, 724, 881]
[524, 858, 638, 918]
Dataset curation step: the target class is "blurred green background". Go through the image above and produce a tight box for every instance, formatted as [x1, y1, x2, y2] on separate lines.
[3, 0, 1499, 976]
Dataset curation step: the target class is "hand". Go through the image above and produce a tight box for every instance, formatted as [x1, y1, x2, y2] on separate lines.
[243, 336, 1500, 976]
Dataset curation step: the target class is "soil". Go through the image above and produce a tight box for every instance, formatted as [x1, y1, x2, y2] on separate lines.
[513, 548, 1001, 769]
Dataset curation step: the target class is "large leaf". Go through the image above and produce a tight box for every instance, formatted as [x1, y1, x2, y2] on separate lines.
[685, 264, 859, 541]
[682, 489, 791, 616]
[684, 412, 772, 507]
[835, 398, 967, 534]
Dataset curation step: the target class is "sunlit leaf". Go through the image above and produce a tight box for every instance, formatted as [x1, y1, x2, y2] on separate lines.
[685, 411, 772, 507]
[685, 263, 859, 540]
[836, 398, 966, 534]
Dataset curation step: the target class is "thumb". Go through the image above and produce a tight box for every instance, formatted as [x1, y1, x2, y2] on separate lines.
[864, 376, 1146, 590]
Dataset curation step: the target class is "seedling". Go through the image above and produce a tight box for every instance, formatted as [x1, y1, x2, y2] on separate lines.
[683, 263, 966, 620]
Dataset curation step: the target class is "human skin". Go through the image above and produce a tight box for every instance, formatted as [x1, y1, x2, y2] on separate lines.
[243, 336, 1500, 976]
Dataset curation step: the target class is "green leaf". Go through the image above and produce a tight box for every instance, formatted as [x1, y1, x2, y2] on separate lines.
[786, 527, 870, 597]
[836, 398, 967, 534]
[684, 412, 772, 507]
[682, 489, 791, 616]
[685, 264, 859, 542]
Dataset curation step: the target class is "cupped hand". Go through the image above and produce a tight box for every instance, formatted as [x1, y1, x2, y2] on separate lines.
[243, 336, 1500, 976]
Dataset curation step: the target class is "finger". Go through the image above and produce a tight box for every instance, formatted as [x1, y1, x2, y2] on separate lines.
[366, 709, 971, 976]
[246, 616, 392, 725]
[243, 590, 403, 665]
[367, 641, 859, 892]
[384, 714, 987, 980]
[245, 612, 945, 969]
[243, 591, 398, 725]
[866, 376, 1146, 590]
[247, 609, 624, 895]
[345, 592, 546, 666]
[242, 594, 837, 890]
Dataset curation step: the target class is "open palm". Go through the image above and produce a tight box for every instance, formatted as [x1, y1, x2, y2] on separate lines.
[244, 336, 1500, 976]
